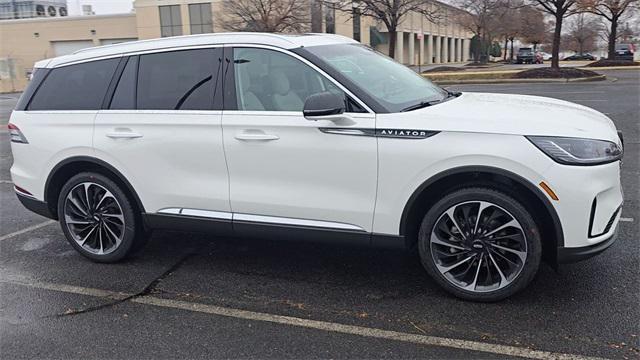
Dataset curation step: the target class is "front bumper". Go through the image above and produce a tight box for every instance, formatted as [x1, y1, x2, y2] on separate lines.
[557, 225, 618, 263]
[542, 160, 623, 249]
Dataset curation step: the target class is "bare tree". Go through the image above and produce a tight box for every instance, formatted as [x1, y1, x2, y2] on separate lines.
[336, 0, 442, 59]
[564, 13, 599, 53]
[519, 5, 548, 51]
[579, 0, 638, 59]
[495, 4, 522, 61]
[455, 0, 510, 63]
[219, 0, 310, 32]
[530, 0, 581, 68]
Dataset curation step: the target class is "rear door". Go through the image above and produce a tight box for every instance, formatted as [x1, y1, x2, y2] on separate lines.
[221, 46, 377, 236]
[94, 47, 230, 222]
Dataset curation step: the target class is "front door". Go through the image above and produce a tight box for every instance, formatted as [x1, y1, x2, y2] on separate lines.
[221, 46, 377, 234]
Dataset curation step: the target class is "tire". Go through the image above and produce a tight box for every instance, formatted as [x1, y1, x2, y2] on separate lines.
[418, 187, 541, 302]
[57, 172, 144, 263]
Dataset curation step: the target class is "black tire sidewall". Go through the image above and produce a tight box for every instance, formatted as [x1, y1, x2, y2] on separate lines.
[57, 172, 138, 263]
[418, 187, 542, 302]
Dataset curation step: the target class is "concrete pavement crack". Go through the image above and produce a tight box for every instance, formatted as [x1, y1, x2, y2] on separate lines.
[53, 251, 195, 318]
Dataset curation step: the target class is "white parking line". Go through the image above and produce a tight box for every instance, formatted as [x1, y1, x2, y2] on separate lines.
[0, 180, 13, 184]
[0, 276, 605, 360]
[620, 218, 634, 222]
[1, 276, 130, 300]
[0, 220, 56, 242]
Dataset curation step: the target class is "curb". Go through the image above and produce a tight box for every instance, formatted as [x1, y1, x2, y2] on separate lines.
[579, 65, 640, 71]
[432, 74, 607, 85]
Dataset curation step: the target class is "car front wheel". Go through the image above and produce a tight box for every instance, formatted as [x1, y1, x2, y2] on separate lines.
[58, 172, 144, 263]
[418, 187, 541, 301]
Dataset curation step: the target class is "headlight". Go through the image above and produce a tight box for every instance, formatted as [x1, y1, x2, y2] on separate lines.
[527, 136, 623, 165]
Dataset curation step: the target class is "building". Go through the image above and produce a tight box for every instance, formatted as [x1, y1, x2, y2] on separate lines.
[0, 0, 473, 93]
[0, 0, 67, 19]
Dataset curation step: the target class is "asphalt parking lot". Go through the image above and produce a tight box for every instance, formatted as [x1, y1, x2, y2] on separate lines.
[1, 70, 638, 359]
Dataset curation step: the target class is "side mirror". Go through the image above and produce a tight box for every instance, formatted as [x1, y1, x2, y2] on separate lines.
[303, 92, 346, 120]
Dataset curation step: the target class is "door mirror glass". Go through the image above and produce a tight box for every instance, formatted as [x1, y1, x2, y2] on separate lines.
[303, 92, 345, 118]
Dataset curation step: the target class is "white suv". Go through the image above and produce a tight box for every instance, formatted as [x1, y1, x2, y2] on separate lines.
[9, 33, 623, 301]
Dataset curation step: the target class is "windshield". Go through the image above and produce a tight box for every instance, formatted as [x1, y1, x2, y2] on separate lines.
[301, 44, 447, 113]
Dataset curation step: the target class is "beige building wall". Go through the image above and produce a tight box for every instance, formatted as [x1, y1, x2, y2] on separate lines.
[1, 14, 137, 93]
[1, 0, 473, 92]
[134, 0, 223, 39]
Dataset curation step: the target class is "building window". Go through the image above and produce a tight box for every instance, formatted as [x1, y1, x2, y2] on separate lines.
[189, 3, 213, 34]
[159, 5, 182, 37]
[310, 0, 322, 33]
[325, 3, 335, 34]
[352, 8, 361, 42]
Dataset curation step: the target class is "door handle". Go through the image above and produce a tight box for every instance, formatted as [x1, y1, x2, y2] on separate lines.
[235, 131, 279, 141]
[106, 129, 143, 139]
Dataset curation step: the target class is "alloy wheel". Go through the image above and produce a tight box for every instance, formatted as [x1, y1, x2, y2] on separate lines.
[430, 201, 527, 293]
[63, 182, 125, 255]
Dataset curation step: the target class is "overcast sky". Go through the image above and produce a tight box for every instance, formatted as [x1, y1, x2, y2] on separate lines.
[66, 0, 134, 16]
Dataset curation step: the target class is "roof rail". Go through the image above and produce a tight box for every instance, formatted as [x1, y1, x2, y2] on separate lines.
[72, 32, 300, 55]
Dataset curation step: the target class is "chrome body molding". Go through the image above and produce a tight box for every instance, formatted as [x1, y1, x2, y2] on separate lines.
[157, 207, 181, 215]
[319, 128, 439, 139]
[182, 209, 233, 220]
[233, 213, 365, 231]
[156, 208, 365, 232]
[157, 207, 233, 220]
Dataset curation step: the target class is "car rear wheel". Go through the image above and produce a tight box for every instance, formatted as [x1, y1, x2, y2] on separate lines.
[418, 187, 541, 301]
[58, 172, 144, 262]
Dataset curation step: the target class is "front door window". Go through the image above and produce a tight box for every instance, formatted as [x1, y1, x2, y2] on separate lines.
[232, 47, 345, 112]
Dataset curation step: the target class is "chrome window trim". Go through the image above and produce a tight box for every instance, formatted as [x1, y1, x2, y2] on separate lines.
[97, 109, 224, 115]
[52, 44, 224, 68]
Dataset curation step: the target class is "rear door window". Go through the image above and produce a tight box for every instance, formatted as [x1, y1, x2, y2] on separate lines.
[28, 58, 120, 110]
[136, 48, 218, 110]
[109, 56, 138, 110]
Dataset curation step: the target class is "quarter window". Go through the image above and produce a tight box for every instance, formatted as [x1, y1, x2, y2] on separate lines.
[159, 5, 182, 37]
[189, 3, 213, 35]
[28, 58, 119, 110]
[233, 48, 352, 112]
[137, 49, 216, 110]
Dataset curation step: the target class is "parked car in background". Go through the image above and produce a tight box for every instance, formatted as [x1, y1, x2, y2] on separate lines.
[614, 44, 635, 61]
[538, 52, 552, 61]
[9, 33, 624, 302]
[516, 47, 535, 64]
[563, 53, 596, 61]
[534, 52, 544, 64]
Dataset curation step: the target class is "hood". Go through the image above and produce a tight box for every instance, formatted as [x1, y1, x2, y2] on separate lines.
[393, 92, 619, 143]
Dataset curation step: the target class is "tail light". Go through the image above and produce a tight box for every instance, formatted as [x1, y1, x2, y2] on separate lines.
[8, 123, 28, 144]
